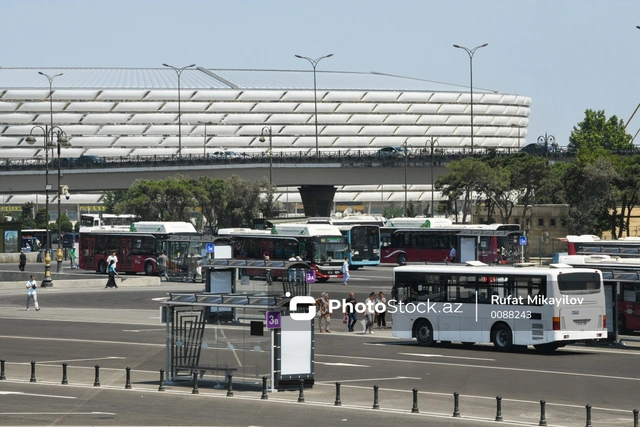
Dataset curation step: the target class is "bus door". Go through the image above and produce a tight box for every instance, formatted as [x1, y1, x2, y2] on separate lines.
[260, 241, 275, 277]
[121, 238, 133, 270]
[83, 237, 96, 269]
[459, 236, 477, 263]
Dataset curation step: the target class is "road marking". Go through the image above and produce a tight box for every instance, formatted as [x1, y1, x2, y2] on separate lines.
[315, 362, 371, 367]
[398, 352, 495, 361]
[122, 328, 166, 332]
[0, 412, 115, 415]
[315, 376, 421, 384]
[316, 353, 640, 382]
[0, 335, 163, 347]
[151, 297, 168, 301]
[0, 391, 76, 399]
[37, 356, 126, 364]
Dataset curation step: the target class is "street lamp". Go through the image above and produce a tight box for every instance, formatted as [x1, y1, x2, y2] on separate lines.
[25, 71, 69, 284]
[511, 124, 522, 149]
[294, 54, 333, 157]
[402, 141, 413, 217]
[259, 126, 273, 186]
[163, 63, 196, 158]
[426, 137, 439, 217]
[453, 43, 488, 153]
[198, 121, 214, 158]
[537, 133, 556, 158]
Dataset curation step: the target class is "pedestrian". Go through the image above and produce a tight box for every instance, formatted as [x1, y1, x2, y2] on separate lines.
[449, 245, 457, 263]
[19, 249, 26, 272]
[263, 252, 272, 285]
[25, 274, 40, 311]
[362, 292, 376, 334]
[345, 291, 357, 332]
[105, 259, 119, 289]
[69, 247, 77, 269]
[376, 291, 387, 329]
[317, 292, 332, 333]
[341, 257, 350, 285]
[107, 250, 118, 270]
[157, 250, 169, 281]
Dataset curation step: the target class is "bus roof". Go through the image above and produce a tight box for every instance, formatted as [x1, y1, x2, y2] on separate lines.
[393, 263, 600, 276]
[130, 221, 197, 234]
[566, 235, 602, 242]
[271, 223, 343, 237]
[385, 217, 453, 228]
[559, 254, 640, 267]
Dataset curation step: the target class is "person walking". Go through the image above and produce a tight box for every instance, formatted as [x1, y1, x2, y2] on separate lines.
[317, 292, 332, 333]
[448, 245, 457, 263]
[345, 291, 357, 332]
[157, 250, 169, 281]
[19, 249, 26, 272]
[69, 247, 77, 269]
[107, 250, 118, 270]
[341, 257, 350, 285]
[25, 274, 40, 311]
[376, 291, 387, 329]
[105, 259, 119, 289]
[362, 292, 376, 334]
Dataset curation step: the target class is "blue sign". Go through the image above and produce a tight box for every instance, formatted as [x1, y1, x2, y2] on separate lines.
[205, 243, 215, 253]
[265, 311, 281, 329]
[306, 270, 316, 283]
[519, 236, 528, 246]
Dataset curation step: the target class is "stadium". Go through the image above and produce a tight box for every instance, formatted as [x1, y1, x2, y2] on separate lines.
[0, 67, 531, 216]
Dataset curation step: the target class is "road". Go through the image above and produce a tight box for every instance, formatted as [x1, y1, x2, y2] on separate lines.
[0, 265, 639, 426]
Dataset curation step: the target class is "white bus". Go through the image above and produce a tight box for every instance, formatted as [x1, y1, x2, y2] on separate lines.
[391, 263, 607, 353]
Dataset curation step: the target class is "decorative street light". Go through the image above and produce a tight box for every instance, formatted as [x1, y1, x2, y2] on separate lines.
[198, 121, 214, 158]
[25, 72, 69, 285]
[294, 54, 333, 158]
[426, 136, 439, 217]
[163, 63, 196, 158]
[537, 133, 558, 158]
[402, 141, 414, 217]
[259, 126, 273, 186]
[453, 43, 488, 153]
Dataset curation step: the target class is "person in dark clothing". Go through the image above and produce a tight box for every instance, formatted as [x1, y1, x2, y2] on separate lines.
[105, 259, 119, 289]
[19, 250, 26, 272]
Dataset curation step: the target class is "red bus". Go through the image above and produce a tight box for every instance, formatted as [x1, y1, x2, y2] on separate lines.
[79, 221, 198, 274]
[567, 235, 640, 258]
[380, 224, 523, 265]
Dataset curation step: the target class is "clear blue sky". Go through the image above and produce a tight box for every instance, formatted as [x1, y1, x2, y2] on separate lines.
[2, 0, 638, 148]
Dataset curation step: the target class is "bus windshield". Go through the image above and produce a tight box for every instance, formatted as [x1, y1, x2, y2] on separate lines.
[314, 237, 349, 263]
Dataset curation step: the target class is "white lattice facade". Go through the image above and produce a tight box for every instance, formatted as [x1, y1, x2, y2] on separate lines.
[0, 67, 531, 159]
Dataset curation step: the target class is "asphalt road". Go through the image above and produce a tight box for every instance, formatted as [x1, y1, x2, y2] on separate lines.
[0, 265, 639, 426]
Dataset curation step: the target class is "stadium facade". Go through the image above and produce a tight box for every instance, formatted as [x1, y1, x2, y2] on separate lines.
[0, 67, 531, 216]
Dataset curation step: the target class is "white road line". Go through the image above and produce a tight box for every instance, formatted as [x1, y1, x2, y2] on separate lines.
[37, 356, 126, 364]
[316, 353, 640, 382]
[0, 412, 115, 415]
[0, 335, 163, 347]
[0, 391, 76, 399]
[398, 352, 496, 361]
[315, 362, 371, 367]
[122, 328, 166, 332]
[315, 376, 421, 384]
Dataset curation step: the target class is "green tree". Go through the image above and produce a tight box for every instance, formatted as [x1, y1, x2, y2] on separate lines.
[436, 158, 488, 223]
[384, 206, 404, 219]
[568, 109, 633, 163]
[610, 155, 640, 238]
[19, 203, 36, 229]
[103, 190, 128, 213]
[34, 207, 48, 229]
[406, 200, 416, 217]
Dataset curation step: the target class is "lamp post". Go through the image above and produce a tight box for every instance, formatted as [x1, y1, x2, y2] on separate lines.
[259, 126, 273, 186]
[403, 141, 410, 217]
[537, 133, 556, 158]
[453, 43, 488, 153]
[25, 72, 69, 285]
[198, 121, 213, 158]
[294, 54, 333, 158]
[163, 63, 196, 158]
[426, 137, 439, 217]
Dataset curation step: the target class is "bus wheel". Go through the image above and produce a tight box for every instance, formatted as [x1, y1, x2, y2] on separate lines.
[491, 323, 514, 352]
[144, 262, 154, 276]
[397, 254, 407, 265]
[533, 343, 560, 353]
[415, 320, 434, 346]
[618, 313, 627, 333]
[97, 260, 107, 274]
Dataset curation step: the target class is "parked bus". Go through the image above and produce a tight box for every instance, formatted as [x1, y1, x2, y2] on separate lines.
[566, 235, 640, 258]
[79, 213, 139, 231]
[21, 229, 48, 252]
[79, 221, 198, 274]
[223, 223, 349, 282]
[381, 224, 523, 265]
[391, 263, 607, 352]
[558, 254, 640, 333]
[338, 225, 380, 269]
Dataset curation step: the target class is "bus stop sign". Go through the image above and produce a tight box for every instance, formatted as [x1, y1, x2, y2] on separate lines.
[205, 243, 215, 253]
[266, 311, 281, 329]
[519, 236, 527, 246]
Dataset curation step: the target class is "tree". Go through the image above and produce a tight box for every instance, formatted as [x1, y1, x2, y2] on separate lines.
[19, 203, 36, 229]
[568, 109, 633, 163]
[436, 158, 487, 223]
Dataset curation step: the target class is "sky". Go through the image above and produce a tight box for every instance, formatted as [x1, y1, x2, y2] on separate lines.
[1, 0, 638, 148]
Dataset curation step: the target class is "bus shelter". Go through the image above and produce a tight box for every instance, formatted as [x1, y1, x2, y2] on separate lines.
[163, 235, 232, 282]
[160, 260, 315, 391]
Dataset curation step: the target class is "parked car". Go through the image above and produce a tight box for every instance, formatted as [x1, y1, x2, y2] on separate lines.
[376, 146, 409, 158]
[209, 150, 242, 159]
[75, 155, 105, 166]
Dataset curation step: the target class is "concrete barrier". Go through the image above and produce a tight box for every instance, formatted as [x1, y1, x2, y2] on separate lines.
[0, 271, 160, 289]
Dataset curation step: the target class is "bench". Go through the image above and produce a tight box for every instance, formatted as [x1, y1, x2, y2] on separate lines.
[174, 365, 238, 380]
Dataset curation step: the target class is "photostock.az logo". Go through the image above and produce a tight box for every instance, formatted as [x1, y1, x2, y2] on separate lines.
[289, 295, 316, 321]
